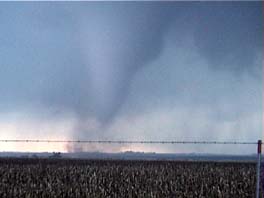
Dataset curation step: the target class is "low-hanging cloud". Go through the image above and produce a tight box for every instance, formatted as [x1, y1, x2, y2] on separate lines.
[0, 2, 262, 153]
[0, 2, 175, 123]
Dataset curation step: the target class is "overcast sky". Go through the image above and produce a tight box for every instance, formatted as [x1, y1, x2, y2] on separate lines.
[0, 2, 262, 154]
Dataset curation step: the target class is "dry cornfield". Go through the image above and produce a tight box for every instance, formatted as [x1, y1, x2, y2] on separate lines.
[0, 158, 261, 198]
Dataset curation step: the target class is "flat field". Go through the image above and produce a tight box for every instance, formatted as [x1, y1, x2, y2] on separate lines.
[0, 158, 261, 198]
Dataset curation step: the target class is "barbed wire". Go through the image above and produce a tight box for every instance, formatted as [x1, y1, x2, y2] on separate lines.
[0, 139, 259, 145]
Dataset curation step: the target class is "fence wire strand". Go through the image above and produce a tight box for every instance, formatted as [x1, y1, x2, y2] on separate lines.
[0, 139, 258, 145]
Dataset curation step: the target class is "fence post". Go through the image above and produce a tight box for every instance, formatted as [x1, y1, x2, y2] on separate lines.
[256, 140, 262, 198]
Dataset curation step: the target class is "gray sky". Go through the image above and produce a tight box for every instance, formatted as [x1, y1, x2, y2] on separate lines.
[0, 2, 262, 154]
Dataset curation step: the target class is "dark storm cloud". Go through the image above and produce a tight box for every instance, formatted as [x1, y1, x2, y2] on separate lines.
[193, 2, 262, 75]
[0, 1, 262, 127]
